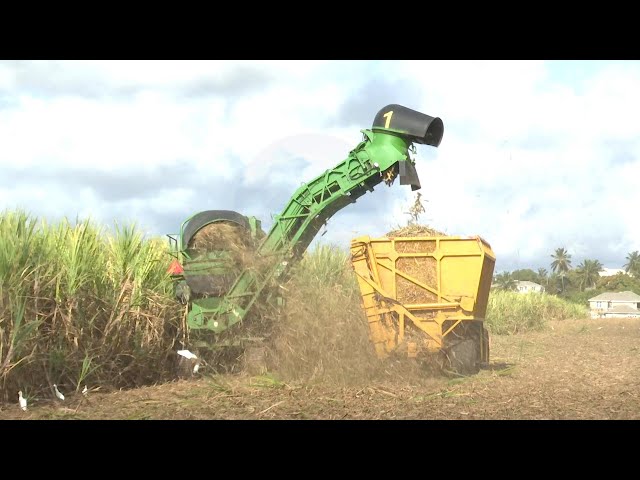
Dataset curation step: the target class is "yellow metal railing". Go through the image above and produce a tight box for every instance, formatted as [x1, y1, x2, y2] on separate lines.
[350, 235, 495, 358]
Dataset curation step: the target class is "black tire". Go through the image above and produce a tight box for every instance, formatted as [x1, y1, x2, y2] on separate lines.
[445, 339, 479, 375]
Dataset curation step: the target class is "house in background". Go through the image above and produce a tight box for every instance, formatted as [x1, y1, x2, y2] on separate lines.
[599, 267, 629, 277]
[515, 280, 545, 294]
[588, 291, 640, 319]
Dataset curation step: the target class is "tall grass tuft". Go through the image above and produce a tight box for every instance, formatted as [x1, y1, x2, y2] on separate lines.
[0, 209, 183, 401]
[486, 290, 589, 335]
[265, 244, 387, 385]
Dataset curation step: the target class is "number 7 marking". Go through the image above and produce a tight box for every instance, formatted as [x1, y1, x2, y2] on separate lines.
[383, 110, 394, 129]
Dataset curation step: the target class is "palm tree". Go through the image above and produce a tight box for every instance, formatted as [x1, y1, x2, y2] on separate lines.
[576, 259, 603, 291]
[551, 247, 572, 292]
[624, 251, 640, 277]
[494, 272, 517, 291]
[537, 268, 548, 285]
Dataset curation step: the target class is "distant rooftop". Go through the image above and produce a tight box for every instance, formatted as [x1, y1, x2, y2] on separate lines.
[607, 304, 640, 314]
[599, 268, 627, 277]
[588, 291, 640, 302]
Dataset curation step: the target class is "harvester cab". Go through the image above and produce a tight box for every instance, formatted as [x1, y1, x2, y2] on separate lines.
[167, 104, 444, 357]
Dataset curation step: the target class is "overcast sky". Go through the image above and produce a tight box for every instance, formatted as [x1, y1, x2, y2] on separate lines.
[1, 60, 638, 273]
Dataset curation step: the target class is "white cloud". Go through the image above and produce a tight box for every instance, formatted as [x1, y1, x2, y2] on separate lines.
[1, 60, 640, 272]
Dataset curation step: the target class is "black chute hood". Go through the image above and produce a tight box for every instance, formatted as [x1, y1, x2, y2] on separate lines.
[372, 104, 444, 147]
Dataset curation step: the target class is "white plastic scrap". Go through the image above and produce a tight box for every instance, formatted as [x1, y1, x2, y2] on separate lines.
[53, 384, 65, 401]
[177, 349, 198, 360]
[82, 385, 88, 397]
[18, 391, 27, 411]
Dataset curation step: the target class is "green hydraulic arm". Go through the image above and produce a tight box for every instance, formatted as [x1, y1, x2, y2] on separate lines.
[188, 104, 444, 335]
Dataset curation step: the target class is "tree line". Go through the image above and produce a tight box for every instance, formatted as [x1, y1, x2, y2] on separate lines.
[493, 249, 640, 304]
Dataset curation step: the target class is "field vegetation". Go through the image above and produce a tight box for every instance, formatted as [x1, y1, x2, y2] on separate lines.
[0, 208, 592, 405]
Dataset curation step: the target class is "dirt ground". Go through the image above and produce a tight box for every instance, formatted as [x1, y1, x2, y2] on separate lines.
[2, 316, 639, 420]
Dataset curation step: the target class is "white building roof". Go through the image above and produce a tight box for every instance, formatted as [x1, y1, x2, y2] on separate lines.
[599, 268, 626, 277]
[607, 304, 640, 314]
[588, 291, 640, 302]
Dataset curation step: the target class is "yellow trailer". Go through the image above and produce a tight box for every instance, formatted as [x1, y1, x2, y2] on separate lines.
[350, 234, 496, 374]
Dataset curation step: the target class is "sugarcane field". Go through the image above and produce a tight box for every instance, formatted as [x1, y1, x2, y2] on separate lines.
[1, 61, 640, 421]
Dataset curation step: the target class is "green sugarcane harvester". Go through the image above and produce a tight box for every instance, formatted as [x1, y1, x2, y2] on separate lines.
[167, 105, 444, 351]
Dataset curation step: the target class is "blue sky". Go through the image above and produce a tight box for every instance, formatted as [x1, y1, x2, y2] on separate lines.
[0, 60, 638, 273]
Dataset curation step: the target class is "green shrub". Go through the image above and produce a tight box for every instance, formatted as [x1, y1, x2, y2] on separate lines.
[486, 290, 589, 335]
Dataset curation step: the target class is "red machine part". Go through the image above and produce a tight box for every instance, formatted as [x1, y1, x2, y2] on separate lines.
[167, 259, 184, 275]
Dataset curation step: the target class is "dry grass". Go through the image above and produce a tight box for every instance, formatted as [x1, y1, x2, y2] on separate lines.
[264, 245, 383, 384]
[5, 317, 639, 419]
[187, 222, 262, 276]
[263, 245, 432, 386]
[189, 223, 253, 256]
[385, 224, 447, 237]
[395, 256, 439, 304]
[386, 225, 446, 304]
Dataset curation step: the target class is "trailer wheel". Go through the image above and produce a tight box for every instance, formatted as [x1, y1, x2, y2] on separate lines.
[445, 339, 479, 375]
